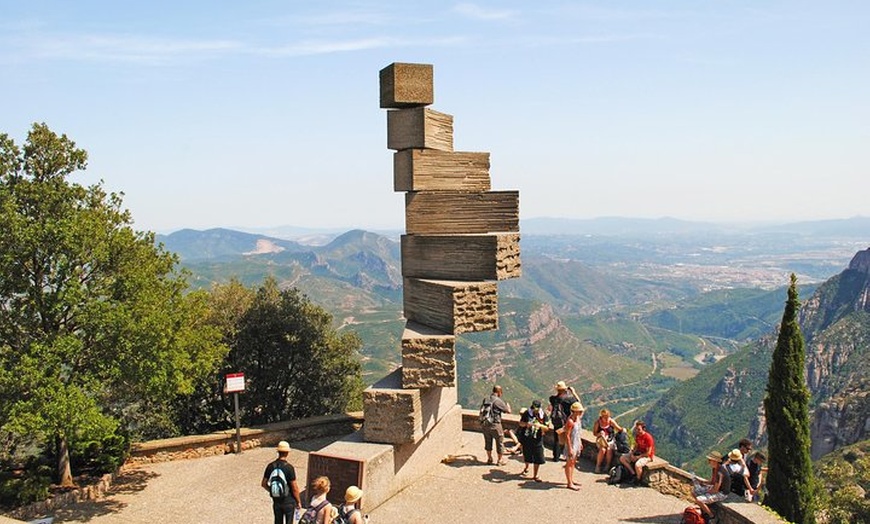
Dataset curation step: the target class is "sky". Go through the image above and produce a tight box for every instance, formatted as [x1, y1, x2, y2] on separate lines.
[2, 1, 868, 233]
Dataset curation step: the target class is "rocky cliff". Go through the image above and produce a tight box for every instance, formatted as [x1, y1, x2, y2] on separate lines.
[802, 248, 870, 459]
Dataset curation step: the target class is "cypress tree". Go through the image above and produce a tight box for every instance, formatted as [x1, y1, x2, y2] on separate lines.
[764, 274, 815, 523]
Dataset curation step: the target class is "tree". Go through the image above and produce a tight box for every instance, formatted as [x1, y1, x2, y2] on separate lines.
[0, 123, 226, 486]
[764, 274, 815, 523]
[223, 277, 363, 426]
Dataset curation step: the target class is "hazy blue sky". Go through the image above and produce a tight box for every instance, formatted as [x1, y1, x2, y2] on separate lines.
[2, 1, 867, 233]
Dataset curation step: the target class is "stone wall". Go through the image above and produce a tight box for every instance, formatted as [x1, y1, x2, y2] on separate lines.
[128, 412, 363, 465]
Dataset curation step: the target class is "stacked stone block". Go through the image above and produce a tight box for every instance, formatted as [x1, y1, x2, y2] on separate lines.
[311, 63, 520, 512]
[366, 60, 521, 429]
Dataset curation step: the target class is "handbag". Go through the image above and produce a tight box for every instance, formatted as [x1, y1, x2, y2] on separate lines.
[556, 426, 567, 445]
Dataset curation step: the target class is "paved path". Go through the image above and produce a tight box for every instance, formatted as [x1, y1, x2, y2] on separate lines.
[51, 432, 688, 524]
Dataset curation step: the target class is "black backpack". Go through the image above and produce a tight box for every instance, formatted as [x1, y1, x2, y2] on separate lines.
[614, 430, 631, 454]
[333, 506, 360, 524]
[479, 398, 495, 426]
[607, 464, 631, 485]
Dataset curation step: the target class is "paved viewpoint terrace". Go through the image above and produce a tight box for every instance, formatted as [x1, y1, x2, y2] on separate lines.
[47, 431, 689, 524]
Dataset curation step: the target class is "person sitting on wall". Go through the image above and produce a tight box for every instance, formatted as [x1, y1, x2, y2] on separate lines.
[592, 408, 624, 473]
[692, 451, 723, 496]
[694, 449, 750, 523]
[619, 420, 655, 484]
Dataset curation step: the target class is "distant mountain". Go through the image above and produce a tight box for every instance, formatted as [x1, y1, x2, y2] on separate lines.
[520, 216, 870, 238]
[642, 248, 870, 470]
[754, 216, 870, 238]
[157, 228, 305, 262]
[521, 216, 724, 236]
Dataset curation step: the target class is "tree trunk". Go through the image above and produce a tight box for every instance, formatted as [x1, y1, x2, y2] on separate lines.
[57, 434, 75, 487]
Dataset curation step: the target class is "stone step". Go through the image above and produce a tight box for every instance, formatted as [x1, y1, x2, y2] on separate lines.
[403, 277, 498, 335]
[401, 233, 521, 281]
[394, 149, 490, 192]
[379, 62, 434, 109]
[401, 321, 456, 389]
[405, 191, 519, 234]
[387, 108, 453, 152]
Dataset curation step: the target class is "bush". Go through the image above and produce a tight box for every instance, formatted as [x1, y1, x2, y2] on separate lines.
[0, 464, 51, 507]
[70, 432, 130, 476]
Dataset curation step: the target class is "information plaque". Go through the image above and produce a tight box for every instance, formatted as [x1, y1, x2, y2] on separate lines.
[307, 453, 364, 506]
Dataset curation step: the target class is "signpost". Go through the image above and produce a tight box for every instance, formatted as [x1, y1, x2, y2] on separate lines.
[225, 372, 245, 454]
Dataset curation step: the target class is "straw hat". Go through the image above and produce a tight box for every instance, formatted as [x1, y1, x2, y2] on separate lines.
[728, 449, 743, 461]
[570, 401, 584, 412]
[706, 450, 723, 463]
[345, 485, 363, 504]
[276, 441, 291, 452]
[555, 381, 568, 391]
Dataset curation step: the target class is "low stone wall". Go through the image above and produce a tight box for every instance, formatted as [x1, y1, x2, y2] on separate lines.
[7, 472, 115, 522]
[128, 412, 363, 464]
[460, 410, 785, 524]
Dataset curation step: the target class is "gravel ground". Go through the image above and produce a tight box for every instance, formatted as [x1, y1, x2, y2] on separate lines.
[49, 432, 688, 524]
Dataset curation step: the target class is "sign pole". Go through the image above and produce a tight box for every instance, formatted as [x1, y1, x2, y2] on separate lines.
[234, 391, 242, 454]
[225, 372, 245, 455]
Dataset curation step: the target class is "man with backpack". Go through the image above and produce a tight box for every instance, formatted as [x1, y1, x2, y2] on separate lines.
[480, 385, 511, 466]
[548, 381, 578, 461]
[262, 440, 302, 524]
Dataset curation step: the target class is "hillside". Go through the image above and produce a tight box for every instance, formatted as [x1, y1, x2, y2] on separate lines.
[158, 228, 867, 441]
[642, 248, 870, 470]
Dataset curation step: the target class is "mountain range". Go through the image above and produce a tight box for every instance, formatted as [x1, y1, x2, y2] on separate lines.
[156, 218, 869, 468]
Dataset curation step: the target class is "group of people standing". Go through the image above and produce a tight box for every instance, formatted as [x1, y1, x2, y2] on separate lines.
[262, 440, 366, 524]
[479, 380, 656, 491]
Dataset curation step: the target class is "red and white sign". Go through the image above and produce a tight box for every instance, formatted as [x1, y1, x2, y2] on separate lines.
[225, 373, 245, 393]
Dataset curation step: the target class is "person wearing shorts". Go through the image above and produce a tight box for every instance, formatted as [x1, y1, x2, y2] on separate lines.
[620, 420, 654, 484]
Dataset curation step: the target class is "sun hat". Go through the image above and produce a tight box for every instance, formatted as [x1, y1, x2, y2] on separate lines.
[555, 381, 567, 390]
[345, 485, 363, 504]
[706, 450, 723, 463]
[728, 449, 743, 461]
[276, 441, 291, 452]
[571, 401, 584, 412]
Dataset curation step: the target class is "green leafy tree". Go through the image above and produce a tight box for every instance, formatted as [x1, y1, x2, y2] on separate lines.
[764, 274, 815, 523]
[0, 123, 226, 486]
[224, 277, 364, 426]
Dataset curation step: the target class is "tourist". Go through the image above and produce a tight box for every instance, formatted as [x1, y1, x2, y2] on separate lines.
[746, 451, 767, 502]
[563, 401, 585, 491]
[519, 399, 549, 481]
[504, 425, 523, 456]
[548, 380, 578, 461]
[481, 385, 512, 466]
[592, 408, 624, 473]
[694, 449, 748, 522]
[337, 485, 366, 524]
[619, 420, 655, 484]
[692, 451, 723, 496]
[302, 476, 336, 524]
[261, 440, 302, 524]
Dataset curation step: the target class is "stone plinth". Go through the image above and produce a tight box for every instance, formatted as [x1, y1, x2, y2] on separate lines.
[379, 63, 434, 109]
[313, 404, 462, 513]
[363, 368, 457, 444]
[394, 149, 490, 192]
[403, 278, 498, 334]
[405, 191, 519, 234]
[401, 321, 456, 388]
[401, 233, 521, 281]
[387, 108, 453, 152]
